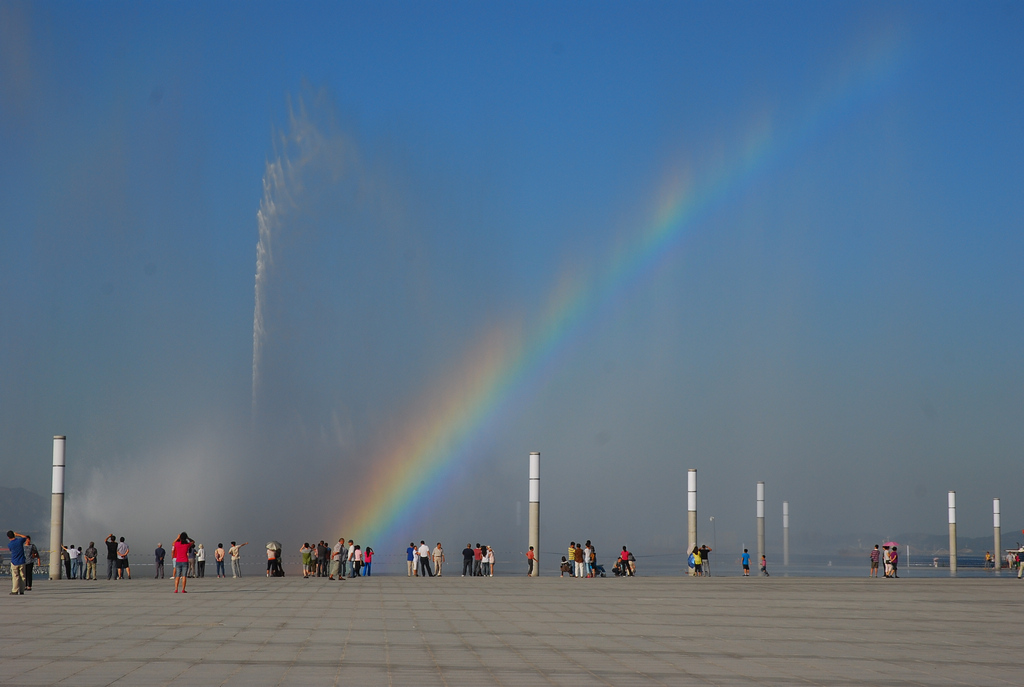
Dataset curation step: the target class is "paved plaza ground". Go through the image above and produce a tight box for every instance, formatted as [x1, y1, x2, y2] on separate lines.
[2, 573, 1022, 686]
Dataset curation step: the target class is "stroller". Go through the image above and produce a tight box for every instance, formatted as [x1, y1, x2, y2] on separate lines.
[591, 563, 606, 577]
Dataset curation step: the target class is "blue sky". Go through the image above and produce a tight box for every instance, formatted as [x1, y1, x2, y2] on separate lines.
[1, 2, 1022, 561]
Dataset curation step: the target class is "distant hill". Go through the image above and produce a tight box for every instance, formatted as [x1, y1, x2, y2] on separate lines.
[0, 486, 48, 535]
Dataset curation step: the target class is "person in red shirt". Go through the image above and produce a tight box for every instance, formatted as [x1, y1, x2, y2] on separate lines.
[172, 532, 194, 593]
[526, 546, 535, 576]
[620, 546, 632, 577]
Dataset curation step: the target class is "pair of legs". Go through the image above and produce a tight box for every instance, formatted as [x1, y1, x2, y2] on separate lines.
[232, 559, 241, 577]
[10, 564, 25, 594]
[174, 562, 189, 592]
[155, 563, 164, 579]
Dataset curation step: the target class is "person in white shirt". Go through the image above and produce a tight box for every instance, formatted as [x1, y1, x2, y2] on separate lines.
[68, 544, 80, 579]
[196, 544, 206, 577]
[347, 541, 356, 578]
[418, 541, 433, 577]
[116, 538, 131, 580]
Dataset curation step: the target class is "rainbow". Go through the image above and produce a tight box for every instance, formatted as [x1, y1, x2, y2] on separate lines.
[342, 34, 905, 546]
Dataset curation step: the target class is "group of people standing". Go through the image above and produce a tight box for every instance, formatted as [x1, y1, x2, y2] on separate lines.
[407, 541, 446, 576]
[55, 543, 94, 580]
[155, 540, 208, 578]
[302, 540, 373, 578]
[869, 545, 899, 578]
[460, 543, 495, 576]
[559, 540, 628, 577]
[689, 545, 713, 576]
[103, 535, 132, 579]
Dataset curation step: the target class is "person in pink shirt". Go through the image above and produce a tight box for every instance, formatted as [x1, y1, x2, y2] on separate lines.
[620, 546, 632, 577]
[173, 532, 194, 593]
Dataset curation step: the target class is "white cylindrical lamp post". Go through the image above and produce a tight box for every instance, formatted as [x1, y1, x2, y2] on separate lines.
[529, 452, 540, 577]
[948, 491, 957, 575]
[783, 501, 790, 567]
[756, 481, 765, 566]
[687, 469, 697, 571]
[993, 498, 1001, 574]
[49, 436, 66, 580]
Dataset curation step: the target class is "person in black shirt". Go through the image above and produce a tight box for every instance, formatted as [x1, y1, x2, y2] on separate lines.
[462, 544, 474, 577]
[317, 541, 330, 577]
[105, 535, 118, 580]
[155, 543, 166, 578]
[699, 544, 712, 577]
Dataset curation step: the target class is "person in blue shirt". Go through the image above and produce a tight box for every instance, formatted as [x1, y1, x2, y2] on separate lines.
[741, 549, 750, 577]
[7, 530, 28, 595]
[407, 543, 416, 577]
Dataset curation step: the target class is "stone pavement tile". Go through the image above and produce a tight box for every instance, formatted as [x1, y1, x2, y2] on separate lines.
[338, 647, 388, 664]
[0, 659, 50, 681]
[565, 669, 670, 686]
[426, 638, 471, 654]
[8, 661, 82, 686]
[159, 662, 241, 686]
[113, 659, 192, 683]
[309, 630, 348, 643]
[430, 647, 486, 667]
[59, 660, 145, 684]
[295, 646, 344, 663]
[217, 664, 288, 686]
[287, 665, 348, 683]
[193, 626, 240, 641]
[335, 665, 391, 683]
